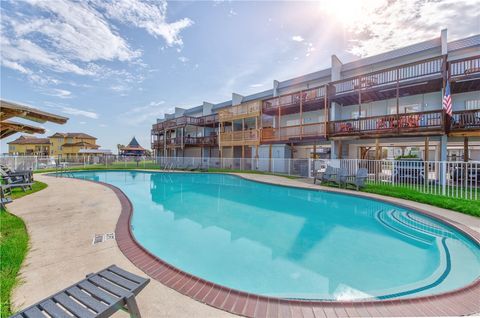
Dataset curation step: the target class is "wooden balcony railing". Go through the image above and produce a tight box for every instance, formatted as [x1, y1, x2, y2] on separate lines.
[218, 101, 261, 122]
[219, 129, 260, 145]
[152, 114, 219, 131]
[329, 110, 445, 137]
[451, 109, 480, 131]
[151, 135, 218, 148]
[184, 135, 218, 146]
[261, 122, 326, 142]
[263, 86, 326, 113]
[449, 56, 480, 79]
[332, 57, 444, 96]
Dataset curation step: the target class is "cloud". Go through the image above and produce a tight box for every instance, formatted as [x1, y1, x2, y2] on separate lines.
[178, 56, 189, 63]
[118, 101, 172, 126]
[79, 121, 86, 125]
[60, 106, 99, 119]
[98, 0, 194, 47]
[291, 35, 304, 42]
[342, 0, 480, 56]
[250, 83, 264, 88]
[0, 0, 191, 88]
[42, 88, 73, 99]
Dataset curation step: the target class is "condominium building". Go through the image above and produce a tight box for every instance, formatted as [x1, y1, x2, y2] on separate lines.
[151, 30, 480, 162]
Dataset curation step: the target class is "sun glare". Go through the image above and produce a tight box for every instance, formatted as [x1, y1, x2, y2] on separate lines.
[318, 0, 385, 28]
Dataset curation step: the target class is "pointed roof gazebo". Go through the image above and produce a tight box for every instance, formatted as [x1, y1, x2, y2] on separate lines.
[119, 137, 147, 156]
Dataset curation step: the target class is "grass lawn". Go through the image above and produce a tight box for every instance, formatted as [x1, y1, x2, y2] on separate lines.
[320, 182, 480, 217]
[1, 181, 47, 317]
[361, 183, 480, 217]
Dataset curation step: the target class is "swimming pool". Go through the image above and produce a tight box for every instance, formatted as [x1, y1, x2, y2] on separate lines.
[69, 170, 480, 301]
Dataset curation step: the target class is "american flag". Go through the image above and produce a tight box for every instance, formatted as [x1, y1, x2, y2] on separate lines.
[443, 81, 452, 116]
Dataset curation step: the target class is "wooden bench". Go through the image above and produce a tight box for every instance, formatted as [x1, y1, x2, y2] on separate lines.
[11, 265, 150, 318]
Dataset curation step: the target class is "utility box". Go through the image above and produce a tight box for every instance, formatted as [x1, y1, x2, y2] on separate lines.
[255, 144, 292, 173]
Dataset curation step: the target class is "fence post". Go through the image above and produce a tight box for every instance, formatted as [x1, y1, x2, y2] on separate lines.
[308, 158, 312, 178]
[14, 156, 17, 170]
[34, 156, 38, 171]
[83, 155, 86, 168]
[441, 161, 447, 195]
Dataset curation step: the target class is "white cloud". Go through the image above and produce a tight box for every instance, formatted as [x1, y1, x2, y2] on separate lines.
[98, 0, 194, 47]
[118, 101, 172, 126]
[79, 121, 87, 125]
[178, 56, 189, 63]
[342, 0, 480, 56]
[60, 106, 99, 119]
[42, 88, 73, 99]
[250, 83, 264, 88]
[291, 35, 304, 42]
[229, 9, 238, 17]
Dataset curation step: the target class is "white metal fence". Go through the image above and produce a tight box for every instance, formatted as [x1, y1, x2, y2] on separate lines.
[1, 155, 478, 200]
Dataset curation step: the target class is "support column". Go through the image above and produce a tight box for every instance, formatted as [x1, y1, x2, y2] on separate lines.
[338, 141, 343, 160]
[268, 144, 273, 172]
[375, 138, 380, 160]
[464, 137, 469, 162]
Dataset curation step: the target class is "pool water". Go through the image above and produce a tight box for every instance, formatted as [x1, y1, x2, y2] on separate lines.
[69, 171, 480, 300]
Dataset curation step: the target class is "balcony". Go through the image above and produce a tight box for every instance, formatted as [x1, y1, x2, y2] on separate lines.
[219, 129, 260, 146]
[329, 110, 445, 138]
[449, 56, 480, 93]
[450, 109, 480, 136]
[331, 57, 444, 106]
[261, 122, 326, 143]
[152, 114, 219, 132]
[151, 135, 218, 149]
[218, 100, 261, 122]
[263, 86, 326, 115]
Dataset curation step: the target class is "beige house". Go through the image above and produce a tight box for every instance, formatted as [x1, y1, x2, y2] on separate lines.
[48, 133, 99, 157]
[8, 132, 102, 158]
[7, 136, 50, 155]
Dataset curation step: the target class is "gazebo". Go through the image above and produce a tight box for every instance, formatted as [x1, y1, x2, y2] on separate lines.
[119, 137, 147, 156]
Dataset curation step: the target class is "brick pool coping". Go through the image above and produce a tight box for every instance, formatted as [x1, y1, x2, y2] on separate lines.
[90, 173, 480, 317]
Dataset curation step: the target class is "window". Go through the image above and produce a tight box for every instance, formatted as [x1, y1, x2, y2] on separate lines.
[465, 100, 480, 110]
[389, 104, 421, 114]
[10, 145, 15, 151]
[286, 119, 300, 126]
[351, 110, 366, 119]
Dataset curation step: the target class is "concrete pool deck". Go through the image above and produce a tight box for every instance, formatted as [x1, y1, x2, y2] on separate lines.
[9, 172, 480, 317]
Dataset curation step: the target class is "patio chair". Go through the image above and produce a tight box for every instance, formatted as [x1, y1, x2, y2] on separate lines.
[1, 185, 13, 209]
[313, 165, 334, 184]
[0, 166, 33, 183]
[11, 265, 150, 318]
[345, 168, 369, 190]
[1, 174, 33, 193]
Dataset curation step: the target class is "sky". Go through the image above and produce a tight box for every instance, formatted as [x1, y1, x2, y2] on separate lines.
[1, 0, 479, 153]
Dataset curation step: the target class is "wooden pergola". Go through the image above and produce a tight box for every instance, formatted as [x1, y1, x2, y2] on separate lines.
[0, 100, 69, 139]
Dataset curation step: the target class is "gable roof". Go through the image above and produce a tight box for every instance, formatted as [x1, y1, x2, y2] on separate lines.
[49, 132, 97, 139]
[1, 120, 46, 139]
[7, 135, 50, 145]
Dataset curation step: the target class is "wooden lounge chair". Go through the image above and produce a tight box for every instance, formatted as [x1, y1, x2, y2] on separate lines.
[345, 168, 369, 190]
[1, 175, 33, 193]
[1, 185, 13, 209]
[0, 166, 33, 183]
[11, 265, 150, 318]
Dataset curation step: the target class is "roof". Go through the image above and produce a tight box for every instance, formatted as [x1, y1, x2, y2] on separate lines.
[7, 135, 50, 145]
[342, 37, 442, 72]
[62, 141, 99, 148]
[49, 132, 97, 139]
[1, 120, 46, 139]
[78, 149, 112, 154]
[121, 137, 146, 151]
[448, 34, 480, 52]
[0, 100, 69, 124]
